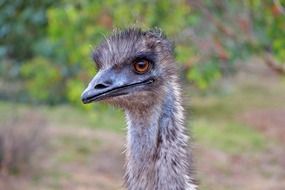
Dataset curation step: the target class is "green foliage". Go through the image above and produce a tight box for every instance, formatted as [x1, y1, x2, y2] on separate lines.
[1, 0, 284, 104]
[39, 0, 194, 105]
[66, 79, 87, 107]
[0, 0, 56, 63]
[249, 0, 285, 63]
[21, 57, 64, 103]
[187, 61, 221, 89]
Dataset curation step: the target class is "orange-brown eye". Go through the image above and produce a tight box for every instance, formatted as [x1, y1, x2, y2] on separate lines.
[133, 60, 150, 74]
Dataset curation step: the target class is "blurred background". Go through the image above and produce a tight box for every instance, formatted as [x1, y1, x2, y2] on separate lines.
[0, 0, 285, 189]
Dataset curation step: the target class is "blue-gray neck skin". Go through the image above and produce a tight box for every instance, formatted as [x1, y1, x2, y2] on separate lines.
[124, 80, 197, 190]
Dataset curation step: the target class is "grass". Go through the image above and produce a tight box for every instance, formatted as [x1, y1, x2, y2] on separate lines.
[1, 68, 285, 189]
[188, 91, 269, 154]
[191, 119, 265, 154]
[0, 101, 125, 132]
[43, 103, 126, 132]
[54, 135, 100, 163]
[187, 75, 285, 154]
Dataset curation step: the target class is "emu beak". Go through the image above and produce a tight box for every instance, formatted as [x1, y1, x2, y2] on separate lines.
[81, 69, 154, 104]
[81, 69, 119, 104]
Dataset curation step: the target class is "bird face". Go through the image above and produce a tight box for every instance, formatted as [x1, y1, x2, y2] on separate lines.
[81, 28, 175, 109]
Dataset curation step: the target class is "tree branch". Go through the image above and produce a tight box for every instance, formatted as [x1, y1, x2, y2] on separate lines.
[264, 52, 285, 75]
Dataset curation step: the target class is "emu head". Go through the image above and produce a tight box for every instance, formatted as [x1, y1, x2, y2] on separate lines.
[81, 28, 176, 110]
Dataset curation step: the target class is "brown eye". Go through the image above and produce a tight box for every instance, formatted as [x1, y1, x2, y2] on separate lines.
[133, 60, 150, 74]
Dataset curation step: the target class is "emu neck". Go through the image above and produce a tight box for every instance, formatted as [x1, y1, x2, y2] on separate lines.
[124, 84, 195, 190]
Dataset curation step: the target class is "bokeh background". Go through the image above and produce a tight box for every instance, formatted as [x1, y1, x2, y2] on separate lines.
[0, 0, 285, 190]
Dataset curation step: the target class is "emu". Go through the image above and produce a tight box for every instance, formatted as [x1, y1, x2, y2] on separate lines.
[81, 28, 197, 190]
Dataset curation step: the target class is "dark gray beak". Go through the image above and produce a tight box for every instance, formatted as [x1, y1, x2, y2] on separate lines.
[81, 69, 154, 104]
[81, 69, 120, 104]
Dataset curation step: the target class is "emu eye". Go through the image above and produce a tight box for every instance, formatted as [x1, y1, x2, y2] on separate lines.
[133, 60, 150, 74]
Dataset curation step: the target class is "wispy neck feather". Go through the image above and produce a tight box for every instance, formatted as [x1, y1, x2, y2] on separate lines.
[124, 79, 197, 190]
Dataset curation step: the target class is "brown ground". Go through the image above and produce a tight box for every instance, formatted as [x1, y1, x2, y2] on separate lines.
[241, 109, 285, 143]
[1, 112, 284, 190]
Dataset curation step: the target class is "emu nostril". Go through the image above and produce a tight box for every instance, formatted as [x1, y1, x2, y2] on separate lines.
[94, 83, 108, 89]
[94, 80, 113, 89]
